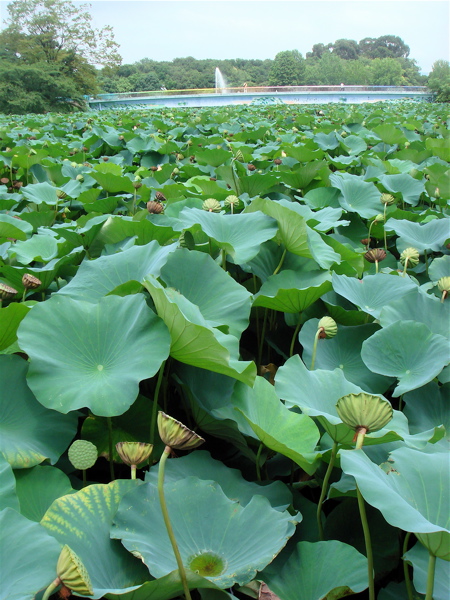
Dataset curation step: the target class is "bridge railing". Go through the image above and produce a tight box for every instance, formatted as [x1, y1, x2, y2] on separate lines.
[88, 85, 429, 102]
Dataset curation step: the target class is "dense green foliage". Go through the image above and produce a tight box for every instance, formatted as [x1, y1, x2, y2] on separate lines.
[427, 60, 450, 102]
[0, 102, 449, 600]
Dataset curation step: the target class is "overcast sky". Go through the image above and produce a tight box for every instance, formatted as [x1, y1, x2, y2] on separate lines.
[1, 0, 449, 74]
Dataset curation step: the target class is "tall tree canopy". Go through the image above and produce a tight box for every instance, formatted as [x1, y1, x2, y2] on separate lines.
[269, 50, 305, 86]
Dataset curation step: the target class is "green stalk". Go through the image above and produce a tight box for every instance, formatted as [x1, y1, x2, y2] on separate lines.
[424, 250, 429, 276]
[255, 443, 264, 482]
[289, 314, 302, 357]
[82, 469, 87, 488]
[158, 446, 192, 600]
[221, 248, 227, 270]
[257, 307, 269, 368]
[130, 465, 136, 480]
[107, 417, 115, 481]
[402, 257, 409, 277]
[425, 552, 436, 600]
[375, 260, 379, 274]
[22, 289, 27, 302]
[150, 361, 166, 446]
[42, 578, 60, 600]
[383, 204, 388, 251]
[317, 441, 338, 541]
[273, 248, 287, 275]
[402, 532, 414, 600]
[310, 329, 321, 370]
[357, 485, 375, 600]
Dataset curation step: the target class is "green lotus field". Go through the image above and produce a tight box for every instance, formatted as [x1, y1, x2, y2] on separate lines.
[0, 101, 448, 600]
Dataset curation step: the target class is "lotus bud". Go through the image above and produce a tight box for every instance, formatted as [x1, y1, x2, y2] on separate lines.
[0, 283, 17, 301]
[70, 162, 78, 168]
[235, 150, 244, 162]
[22, 273, 41, 290]
[336, 392, 393, 448]
[374, 214, 385, 223]
[116, 442, 153, 469]
[56, 189, 67, 200]
[157, 411, 205, 450]
[155, 191, 167, 203]
[68, 440, 98, 471]
[171, 168, 179, 177]
[380, 193, 395, 206]
[437, 276, 450, 302]
[364, 249, 387, 263]
[317, 316, 338, 339]
[76, 174, 84, 182]
[147, 201, 164, 214]
[56, 545, 93, 596]
[176, 153, 184, 161]
[202, 198, 222, 212]
[435, 187, 440, 198]
[400, 247, 420, 268]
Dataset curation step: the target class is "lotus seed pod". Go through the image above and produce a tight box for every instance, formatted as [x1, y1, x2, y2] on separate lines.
[317, 316, 338, 339]
[22, 273, 42, 290]
[380, 193, 395, 206]
[147, 201, 164, 214]
[273, 158, 282, 165]
[247, 164, 256, 171]
[336, 393, 393, 433]
[56, 189, 68, 200]
[374, 214, 385, 223]
[171, 168, 179, 176]
[116, 442, 153, 466]
[0, 283, 17, 300]
[57, 545, 93, 596]
[437, 277, 450, 294]
[133, 181, 142, 190]
[75, 174, 84, 182]
[224, 194, 241, 208]
[364, 249, 387, 263]
[400, 247, 420, 267]
[155, 191, 167, 203]
[68, 440, 98, 470]
[157, 411, 205, 450]
[202, 198, 222, 212]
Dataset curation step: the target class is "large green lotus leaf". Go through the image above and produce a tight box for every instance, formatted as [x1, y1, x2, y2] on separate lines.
[57, 241, 178, 302]
[232, 376, 320, 474]
[0, 303, 30, 351]
[285, 202, 349, 232]
[195, 147, 232, 167]
[341, 134, 368, 156]
[340, 447, 449, 559]
[90, 172, 135, 193]
[0, 454, 19, 511]
[88, 216, 177, 258]
[322, 291, 369, 325]
[361, 321, 450, 396]
[18, 294, 171, 416]
[14, 465, 74, 522]
[145, 449, 292, 511]
[387, 218, 450, 252]
[429, 254, 450, 283]
[404, 542, 449, 600]
[332, 273, 417, 318]
[0, 355, 78, 468]
[7, 234, 59, 265]
[303, 187, 341, 209]
[0, 508, 62, 600]
[20, 181, 60, 205]
[299, 319, 394, 393]
[329, 172, 382, 219]
[112, 477, 299, 588]
[160, 248, 252, 338]
[178, 208, 278, 264]
[314, 131, 340, 150]
[143, 275, 256, 386]
[372, 124, 408, 145]
[0, 213, 33, 241]
[279, 161, 325, 191]
[380, 173, 425, 206]
[253, 269, 332, 313]
[305, 225, 342, 269]
[41, 481, 149, 598]
[274, 355, 429, 447]
[262, 540, 368, 600]
[245, 197, 310, 257]
[403, 382, 450, 438]
[379, 288, 450, 340]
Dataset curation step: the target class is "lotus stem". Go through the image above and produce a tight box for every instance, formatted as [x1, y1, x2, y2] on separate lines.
[158, 446, 192, 600]
[289, 314, 302, 357]
[22, 289, 27, 303]
[107, 417, 115, 481]
[402, 257, 409, 277]
[354, 427, 368, 450]
[273, 248, 287, 275]
[255, 442, 264, 482]
[424, 250, 429, 276]
[42, 578, 60, 600]
[357, 484, 375, 600]
[257, 307, 269, 368]
[402, 532, 414, 600]
[367, 220, 375, 250]
[383, 204, 388, 251]
[130, 465, 136, 480]
[317, 441, 338, 541]
[375, 260, 379, 274]
[221, 248, 227, 271]
[82, 469, 87, 488]
[310, 328, 322, 370]
[150, 361, 166, 446]
[425, 551, 436, 600]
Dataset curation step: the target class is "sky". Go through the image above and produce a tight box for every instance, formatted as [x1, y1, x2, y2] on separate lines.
[0, 0, 449, 74]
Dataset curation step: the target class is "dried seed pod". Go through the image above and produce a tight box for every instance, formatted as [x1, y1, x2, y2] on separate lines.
[147, 201, 164, 214]
[68, 440, 98, 471]
[155, 191, 166, 202]
[116, 442, 153, 466]
[317, 316, 338, 339]
[273, 158, 282, 165]
[157, 411, 205, 450]
[56, 545, 93, 597]
[202, 198, 222, 212]
[0, 283, 17, 300]
[0, 177, 10, 185]
[336, 392, 393, 435]
[22, 273, 41, 290]
[364, 249, 387, 263]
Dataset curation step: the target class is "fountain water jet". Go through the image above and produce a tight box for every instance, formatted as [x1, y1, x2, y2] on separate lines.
[215, 67, 227, 94]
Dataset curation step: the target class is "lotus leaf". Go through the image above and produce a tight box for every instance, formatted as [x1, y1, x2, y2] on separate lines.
[0, 303, 30, 351]
[0, 454, 19, 511]
[404, 542, 449, 600]
[18, 294, 171, 416]
[112, 476, 300, 588]
[330, 172, 382, 219]
[387, 218, 450, 252]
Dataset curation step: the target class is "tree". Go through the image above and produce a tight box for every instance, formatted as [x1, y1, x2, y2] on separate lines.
[3, 0, 121, 68]
[269, 50, 305, 86]
[306, 43, 331, 59]
[428, 60, 450, 102]
[359, 35, 409, 59]
[369, 58, 403, 85]
[331, 39, 360, 61]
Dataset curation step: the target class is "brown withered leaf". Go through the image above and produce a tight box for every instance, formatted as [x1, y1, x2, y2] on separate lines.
[259, 582, 280, 600]
[259, 363, 278, 385]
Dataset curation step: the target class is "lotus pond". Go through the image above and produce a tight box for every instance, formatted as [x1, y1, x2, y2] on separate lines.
[0, 102, 449, 600]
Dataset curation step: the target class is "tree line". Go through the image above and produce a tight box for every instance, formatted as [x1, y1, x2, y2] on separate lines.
[0, 0, 448, 114]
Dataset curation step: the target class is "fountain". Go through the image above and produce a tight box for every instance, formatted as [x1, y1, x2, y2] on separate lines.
[215, 67, 227, 94]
